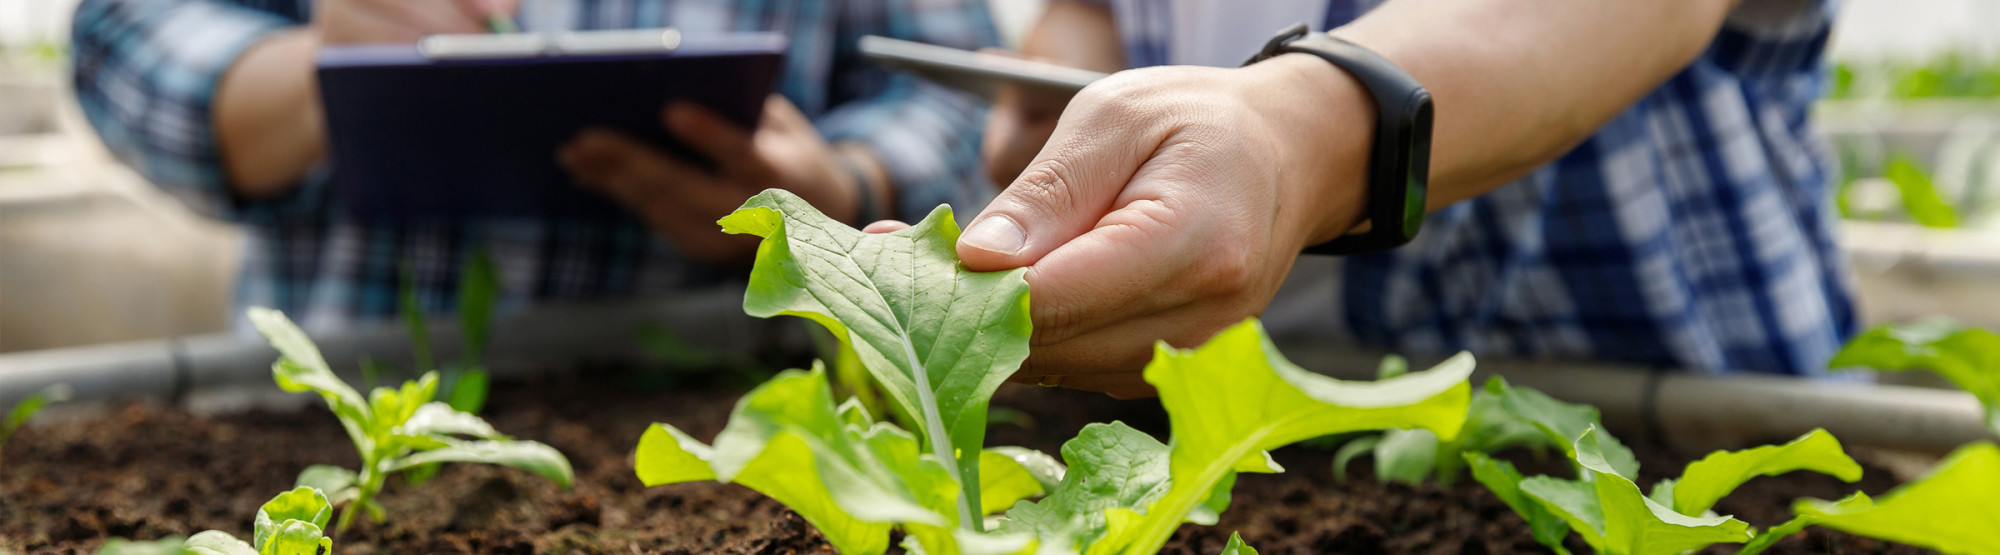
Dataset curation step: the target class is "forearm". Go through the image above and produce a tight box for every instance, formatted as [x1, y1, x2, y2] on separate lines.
[213, 29, 325, 199]
[1332, 0, 1740, 207]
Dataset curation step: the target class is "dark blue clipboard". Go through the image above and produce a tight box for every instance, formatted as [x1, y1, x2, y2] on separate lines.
[316, 31, 786, 221]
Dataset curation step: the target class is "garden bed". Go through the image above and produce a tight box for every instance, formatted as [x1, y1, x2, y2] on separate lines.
[1, 368, 1933, 554]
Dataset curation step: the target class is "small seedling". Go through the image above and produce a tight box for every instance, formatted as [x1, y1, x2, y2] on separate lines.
[1468, 426, 1861, 555]
[1830, 319, 2000, 436]
[96, 486, 334, 555]
[1, 383, 70, 460]
[248, 308, 573, 535]
[631, 190, 1477, 554]
[1332, 370, 1601, 487]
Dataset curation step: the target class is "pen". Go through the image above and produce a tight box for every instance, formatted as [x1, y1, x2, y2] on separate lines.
[484, 13, 520, 34]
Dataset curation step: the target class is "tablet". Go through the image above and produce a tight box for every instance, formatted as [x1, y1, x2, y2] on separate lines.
[857, 35, 1108, 101]
[317, 30, 786, 221]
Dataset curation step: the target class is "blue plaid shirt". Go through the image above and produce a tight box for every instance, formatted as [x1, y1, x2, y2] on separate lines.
[72, 0, 998, 332]
[1100, 0, 1856, 375]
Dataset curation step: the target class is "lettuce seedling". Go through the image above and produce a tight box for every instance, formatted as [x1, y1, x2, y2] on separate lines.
[715, 189, 1033, 528]
[1, 383, 70, 458]
[97, 486, 334, 555]
[1471, 427, 1862, 555]
[636, 191, 1478, 555]
[1333, 375, 1606, 487]
[1830, 320, 2000, 435]
[248, 308, 573, 534]
[1780, 441, 2000, 555]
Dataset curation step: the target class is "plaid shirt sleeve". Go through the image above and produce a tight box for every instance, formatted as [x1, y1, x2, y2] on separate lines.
[815, 0, 1000, 224]
[71, 0, 324, 224]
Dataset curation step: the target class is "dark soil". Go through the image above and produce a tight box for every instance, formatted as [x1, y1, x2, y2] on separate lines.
[0, 367, 1936, 554]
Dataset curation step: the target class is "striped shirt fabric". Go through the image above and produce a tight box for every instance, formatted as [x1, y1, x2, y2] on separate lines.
[71, 0, 999, 333]
[1096, 0, 1857, 376]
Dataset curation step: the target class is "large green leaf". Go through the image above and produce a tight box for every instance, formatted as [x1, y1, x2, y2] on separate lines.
[719, 189, 1032, 527]
[1465, 452, 1573, 554]
[1118, 319, 1475, 555]
[1830, 321, 2000, 434]
[1669, 428, 1860, 515]
[1520, 428, 1751, 555]
[635, 367, 958, 555]
[1792, 442, 2000, 554]
[250, 308, 373, 454]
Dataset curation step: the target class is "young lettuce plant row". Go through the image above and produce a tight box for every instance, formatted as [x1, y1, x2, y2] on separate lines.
[248, 308, 574, 534]
[1333, 366, 1623, 488]
[1829, 319, 2000, 436]
[632, 190, 1478, 554]
[98, 486, 335, 555]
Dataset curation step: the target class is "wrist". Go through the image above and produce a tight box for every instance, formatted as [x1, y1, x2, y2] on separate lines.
[1241, 53, 1375, 250]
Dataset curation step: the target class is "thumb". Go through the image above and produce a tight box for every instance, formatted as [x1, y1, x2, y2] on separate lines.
[957, 95, 1159, 272]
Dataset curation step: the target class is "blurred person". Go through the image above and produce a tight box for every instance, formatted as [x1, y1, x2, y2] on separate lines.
[71, 0, 997, 331]
[921, 0, 1853, 397]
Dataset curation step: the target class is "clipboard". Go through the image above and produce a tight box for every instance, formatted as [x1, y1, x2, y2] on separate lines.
[316, 29, 787, 221]
[857, 35, 1108, 102]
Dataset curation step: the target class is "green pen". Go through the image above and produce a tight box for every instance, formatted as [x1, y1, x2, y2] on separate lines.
[484, 13, 520, 34]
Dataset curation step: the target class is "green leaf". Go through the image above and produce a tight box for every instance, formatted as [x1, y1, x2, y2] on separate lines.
[182, 531, 257, 555]
[635, 367, 957, 555]
[446, 368, 489, 415]
[1882, 153, 1958, 228]
[294, 465, 358, 506]
[985, 446, 1064, 492]
[458, 250, 498, 366]
[1830, 321, 2000, 434]
[1119, 319, 1476, 555]
[1733, 494, 1868, 555]
[95, 536, 195, 555]
[253, 487, 331, 550]
[1465, 452, 1573, 554]
[395, 402, 505, 440]
[257, 519, 330, 555]
[1493, 378, 1638, 479]
[979, 448, 1058, 515]
[1218, 532, 1258, 555]
[1791, 442, 2000, 554]
[1376, 354, 1409, 379]
[2, 383, 70, 448]
[368, 372, 439, 432]
[389, 438, 574, 488]
[721, 189, 1032, 528]
[1670, 429, 1860, 515]
[993, 422, 1178, 551]
[1372, 428, 1439, 486]
[251, 308, 374, 456]
[1521, 427, 1751, 555]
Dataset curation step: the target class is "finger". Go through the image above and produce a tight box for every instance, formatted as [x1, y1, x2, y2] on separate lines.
[559, 129, 715, 214]
[862, 220, 910, 234]
[664, 101, 758, 175]
[957, 80, 1169, 272]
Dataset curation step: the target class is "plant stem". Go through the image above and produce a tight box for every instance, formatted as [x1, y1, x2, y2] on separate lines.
[335, 464, 384, 536]
[896, 336, 978, 531]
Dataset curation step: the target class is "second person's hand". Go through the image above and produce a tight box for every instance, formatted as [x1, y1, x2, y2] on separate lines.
[559, 96, 870, 264]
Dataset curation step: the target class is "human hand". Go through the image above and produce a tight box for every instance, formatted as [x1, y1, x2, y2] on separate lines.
[951, 54, 1377, 398]
[560, 96, 867, 263]
[313, 0, 517, 45]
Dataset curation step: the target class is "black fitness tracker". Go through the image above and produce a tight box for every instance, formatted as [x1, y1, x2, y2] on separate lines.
[1245, 22, 1433, 255]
